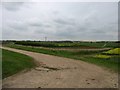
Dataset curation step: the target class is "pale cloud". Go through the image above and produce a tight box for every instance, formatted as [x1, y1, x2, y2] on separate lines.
[2, 2, 118, 41]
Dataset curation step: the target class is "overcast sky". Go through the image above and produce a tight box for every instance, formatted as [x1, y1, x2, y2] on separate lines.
[1, 2, 118, 41]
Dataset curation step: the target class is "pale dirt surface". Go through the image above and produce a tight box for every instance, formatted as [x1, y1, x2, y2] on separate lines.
[1, 46, 118, 88]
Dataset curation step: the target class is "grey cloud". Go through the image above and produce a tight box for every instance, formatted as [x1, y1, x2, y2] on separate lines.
[89, 34, 116, 40]
[2, 2, 118, 41]
[92, 30, 106, 34]
[29, 23, 43, 27]
[3, 2, 24, 11]
[7, 21, 28, 31]
[53, 18, 76, 26]
[10, 24, 27, 31]
[54, 25, 85, 38]
[43, 24, 51, 28]
[27, 18, 52, 28]
[29, 22, 51, 28]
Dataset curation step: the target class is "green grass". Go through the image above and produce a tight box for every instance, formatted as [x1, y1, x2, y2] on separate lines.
[2, 49, 36, 79]
[6, 44, 119, 72]
[84, 56, 119, 72]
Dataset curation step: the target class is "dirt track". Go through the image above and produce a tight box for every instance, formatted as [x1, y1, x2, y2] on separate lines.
[1, 47, 118, 88]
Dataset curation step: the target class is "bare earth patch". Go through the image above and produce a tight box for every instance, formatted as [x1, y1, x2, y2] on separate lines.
[1, 47, 118, 88]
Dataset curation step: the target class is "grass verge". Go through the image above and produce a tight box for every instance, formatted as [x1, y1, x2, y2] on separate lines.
[2, 49, 36, 79]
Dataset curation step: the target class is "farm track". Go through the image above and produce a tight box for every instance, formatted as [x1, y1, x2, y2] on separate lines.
[1, 46, 118, 88]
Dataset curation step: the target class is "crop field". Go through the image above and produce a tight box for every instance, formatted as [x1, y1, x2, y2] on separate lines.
[3, 40, 119, 48]
[2, 49, 36, 79]
[4, 41, 119, 72]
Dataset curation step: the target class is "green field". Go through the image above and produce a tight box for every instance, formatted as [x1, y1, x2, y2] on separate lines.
[6, 43, 119, 72]
[2, 49, 36, 79]
[4, 41, 119, 48]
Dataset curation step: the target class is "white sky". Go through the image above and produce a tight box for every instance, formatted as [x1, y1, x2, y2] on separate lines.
[1, 1, 118, 41]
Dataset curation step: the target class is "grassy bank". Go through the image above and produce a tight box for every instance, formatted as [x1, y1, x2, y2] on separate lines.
[6, 44, 119, 72]
[2, 49, 36, 79]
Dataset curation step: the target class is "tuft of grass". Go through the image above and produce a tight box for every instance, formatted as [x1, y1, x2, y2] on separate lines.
[2, 49, 36, 79]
